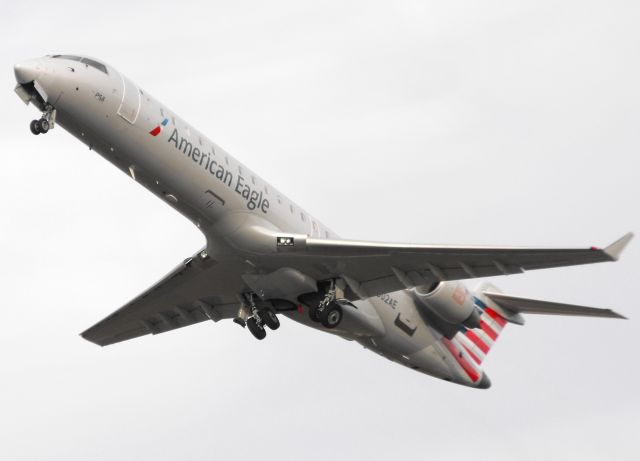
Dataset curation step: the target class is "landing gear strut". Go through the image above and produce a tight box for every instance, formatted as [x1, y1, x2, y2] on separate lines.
[30, 105, 56, 135]
[308, 280, 344, 329]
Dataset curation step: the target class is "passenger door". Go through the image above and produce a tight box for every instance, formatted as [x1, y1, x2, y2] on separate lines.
[117, 73, 141, 124]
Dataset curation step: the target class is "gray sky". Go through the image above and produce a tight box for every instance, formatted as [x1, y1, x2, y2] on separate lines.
[1, 1, 639, 460]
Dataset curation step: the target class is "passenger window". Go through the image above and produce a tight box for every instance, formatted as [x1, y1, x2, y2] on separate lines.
[300, 212, 306, 222]
[289, 204, 294, 214]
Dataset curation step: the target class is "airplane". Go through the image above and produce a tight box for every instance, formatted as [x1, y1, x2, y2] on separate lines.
[13, 54, 632, 389]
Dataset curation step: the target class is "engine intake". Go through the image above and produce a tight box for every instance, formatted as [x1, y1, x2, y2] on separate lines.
[414, 281, 481, 328]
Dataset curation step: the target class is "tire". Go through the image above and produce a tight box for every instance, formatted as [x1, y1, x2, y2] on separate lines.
[308, 306, 321, 323]
[30, 120, 40, 135]
[38, 119, 50, 133]
[319, 303, 343, 329]
[247, 317, 266, 340]
[261, 309, 280, 330]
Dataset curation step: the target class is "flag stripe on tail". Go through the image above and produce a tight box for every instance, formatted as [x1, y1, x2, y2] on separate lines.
[442, 337, 480, 382]
[482, 315, 504, 334]
[454, 297, 509, 365]
[461, 344, 482, 365]
[458, 332, 486, 362]
[485, 308, 507, 327]
[465, 330, 490, 353]
[480, 320, 498, 340]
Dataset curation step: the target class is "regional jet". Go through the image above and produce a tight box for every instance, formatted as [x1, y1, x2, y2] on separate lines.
[13, 55, 632, 389]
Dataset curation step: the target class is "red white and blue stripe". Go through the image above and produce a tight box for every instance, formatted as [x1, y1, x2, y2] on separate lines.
[149, 118, 169, 136]
[441, 296, 507, 383]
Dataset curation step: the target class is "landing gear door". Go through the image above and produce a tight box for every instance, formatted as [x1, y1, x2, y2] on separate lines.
[117, 73, 141, 124]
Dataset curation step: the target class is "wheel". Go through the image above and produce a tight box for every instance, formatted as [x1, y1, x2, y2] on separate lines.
[260, 309, 280, 330]
[30, 120, 40, 135]
[319, 303, 343, 329]
[308, 305, 321, 322]
[246, 317, 266, 340]
[37, 119, 50, 133]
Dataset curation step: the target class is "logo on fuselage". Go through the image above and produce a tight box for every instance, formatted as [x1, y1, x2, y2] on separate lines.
[149, 118, 169, 136]
[165, 127, 270, 214]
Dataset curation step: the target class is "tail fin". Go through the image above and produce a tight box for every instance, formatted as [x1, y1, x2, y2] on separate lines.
[455, 282, 509, 365]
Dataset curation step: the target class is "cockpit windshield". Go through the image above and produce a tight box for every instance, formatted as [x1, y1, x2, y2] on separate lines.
[51, 55, 108, 74]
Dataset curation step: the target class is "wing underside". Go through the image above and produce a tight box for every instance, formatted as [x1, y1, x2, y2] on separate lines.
[81, 233, 632, 346]
[81, 250, 245, 346]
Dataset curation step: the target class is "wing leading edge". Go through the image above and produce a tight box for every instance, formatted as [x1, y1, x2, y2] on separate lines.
[273, 232, 633, 300]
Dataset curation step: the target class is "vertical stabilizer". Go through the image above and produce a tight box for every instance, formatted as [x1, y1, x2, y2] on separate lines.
[452, 282, 510, 365]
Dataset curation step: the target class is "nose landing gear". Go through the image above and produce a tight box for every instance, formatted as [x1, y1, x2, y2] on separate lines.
[29, 105, 56, 135]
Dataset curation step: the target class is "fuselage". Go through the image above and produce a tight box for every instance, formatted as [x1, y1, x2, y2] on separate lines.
[14, 55, 490, 389]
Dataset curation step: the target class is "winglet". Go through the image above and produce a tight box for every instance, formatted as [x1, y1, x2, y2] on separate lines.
[603, 232, 634, 261]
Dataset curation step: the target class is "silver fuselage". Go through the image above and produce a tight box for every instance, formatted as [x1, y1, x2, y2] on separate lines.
[14, 55, 488, 388]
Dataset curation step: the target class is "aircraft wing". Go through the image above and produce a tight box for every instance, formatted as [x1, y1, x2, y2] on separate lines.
[81, 249, 246, 346]
[274, 233, 633, 300]
[82, 233, 632, 346]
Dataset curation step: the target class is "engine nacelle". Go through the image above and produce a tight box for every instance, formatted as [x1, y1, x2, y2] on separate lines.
[414, 281, 481, 328]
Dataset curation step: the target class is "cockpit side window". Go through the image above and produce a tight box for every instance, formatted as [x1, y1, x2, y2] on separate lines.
[51, 55, 108, 74]
[52, 54, 82, 62]
[82, 57, 108, 74]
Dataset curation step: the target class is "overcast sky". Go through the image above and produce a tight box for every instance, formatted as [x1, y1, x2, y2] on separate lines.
[1, 1, 638, 460]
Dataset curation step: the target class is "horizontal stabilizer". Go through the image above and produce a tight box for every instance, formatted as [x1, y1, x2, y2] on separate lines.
[483, 292, 627, 319]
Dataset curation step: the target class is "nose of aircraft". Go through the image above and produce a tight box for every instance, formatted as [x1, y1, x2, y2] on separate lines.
[14, 59, 43, 84]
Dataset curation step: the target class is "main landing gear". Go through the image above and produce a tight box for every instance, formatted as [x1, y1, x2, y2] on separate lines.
[30, 105, 56, 135]
[243, 293, 280, 341]
[307, 280, 344, 329]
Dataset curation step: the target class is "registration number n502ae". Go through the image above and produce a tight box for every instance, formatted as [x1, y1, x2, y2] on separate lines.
[378, 294, 398, 309]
